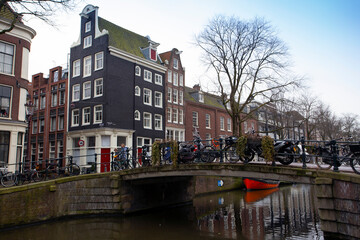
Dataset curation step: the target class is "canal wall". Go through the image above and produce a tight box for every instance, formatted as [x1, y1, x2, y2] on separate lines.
[0, 172, 241, 228]
[315, 175, 360, 239]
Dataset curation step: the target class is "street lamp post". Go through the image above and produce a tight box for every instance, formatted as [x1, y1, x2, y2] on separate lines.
[24, 102, 35, 171]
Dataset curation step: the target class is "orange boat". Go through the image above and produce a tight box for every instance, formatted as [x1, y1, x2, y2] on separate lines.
[243, 177, 280, 190]
[244, 188, 279, 203]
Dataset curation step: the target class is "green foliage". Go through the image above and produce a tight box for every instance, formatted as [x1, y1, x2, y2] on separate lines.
[169, 140, 179, 167]
[261, 136, 274, 162]
[151, 141, 161, 166]
[236, 136, 247, 158]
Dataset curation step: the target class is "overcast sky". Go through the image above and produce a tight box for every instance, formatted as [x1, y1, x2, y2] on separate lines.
[26, 0, 360, 117]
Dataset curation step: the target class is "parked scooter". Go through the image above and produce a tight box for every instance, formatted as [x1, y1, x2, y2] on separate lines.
[274, 140, 296, 165]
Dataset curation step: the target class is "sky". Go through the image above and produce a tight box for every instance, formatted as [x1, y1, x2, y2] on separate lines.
[25, 0, 360, 117]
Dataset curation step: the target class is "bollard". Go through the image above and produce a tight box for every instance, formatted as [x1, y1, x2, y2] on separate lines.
[301, 137, 307, 169]
[219, 138, 224, 163]
[331, 141, 339, 172]
[94, 153, 97, 173]
[111, 151, 114, 171]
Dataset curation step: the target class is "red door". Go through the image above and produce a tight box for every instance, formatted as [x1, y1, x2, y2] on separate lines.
[101, 148, 110, 172]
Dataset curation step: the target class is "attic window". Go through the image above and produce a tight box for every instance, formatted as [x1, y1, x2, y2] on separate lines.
[199, 92, 204, 103]
[173, 58, 178, 69]
[150, 48, 156, 61]
[85, 21, 91, 33]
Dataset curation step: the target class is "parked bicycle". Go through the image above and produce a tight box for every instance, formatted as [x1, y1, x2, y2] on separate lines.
[113, 146, 133, 170]
[0, 167, 17, 187]
[41, 158, 80, 180]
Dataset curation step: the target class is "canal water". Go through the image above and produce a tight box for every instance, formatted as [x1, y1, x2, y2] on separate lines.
[1, 184, 323, 240]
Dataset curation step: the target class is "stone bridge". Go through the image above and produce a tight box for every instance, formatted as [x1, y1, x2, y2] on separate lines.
[0, 163, 359, 239]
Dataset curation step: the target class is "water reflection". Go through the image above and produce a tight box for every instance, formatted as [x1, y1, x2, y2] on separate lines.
[1, 185, 323, 240]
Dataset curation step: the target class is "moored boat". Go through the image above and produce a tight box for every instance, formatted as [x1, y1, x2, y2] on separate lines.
[243, 177, 280, 190]
[244, 188, 279, 203]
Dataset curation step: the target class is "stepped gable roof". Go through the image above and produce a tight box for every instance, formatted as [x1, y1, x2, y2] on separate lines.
[184, 86, 225, 110]
[98, 17, 156, 60]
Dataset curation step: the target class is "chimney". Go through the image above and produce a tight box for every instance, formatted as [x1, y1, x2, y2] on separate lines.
[193, 84, 201, 91]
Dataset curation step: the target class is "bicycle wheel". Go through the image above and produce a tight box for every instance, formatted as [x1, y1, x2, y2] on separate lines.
[67, 163, 80, 175]
[350, 157, 360, 174]
[113, 161, 120, 171]
[200, 148, 215, 163]
[1, 172, 17, 187]
[224, 146, 239, 163]
[32, 171, 42, 182]
[239, 147, 255, 163]
[315, 156, 332, 170]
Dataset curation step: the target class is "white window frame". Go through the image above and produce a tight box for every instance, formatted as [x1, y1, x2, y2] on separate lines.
[144, 70, 152, 82]
[227, 118, 232, 132]
[173, 58, 178, 69]
[173, 72, 178, 86]
[168, 70, 172, 83]
[179, 91, 183, 105]
[155, 74, 162, 85]
[135, 66, 141, 76]
[206, 114, 211, 129]
[94, 52, 103, 71]
[167, 107, 172, 123]
[154, 91, 162, 108]
[83, 55, 92, 77]
[84, 35, 92, 48]
[83, 81, 91, 100]
[192, 111, 198, 127]
[85, 21, 91, 32]
[199, 92, 204, 103]
[0, 41, 15, 75]
[179, 74, 184, 86]
[154, 114, 162, 130]
[135, 86, 141, 96]
[82, 107, 91, 125]
[167, 87, 172, 103]
[179, 109, 184, 124]
[172, 108, 178, 124]
[72, 84, 79, 102]
[134, 110, 140, 120]
[94, 78, 103, 97]
[94, 105, 103, 124]
[143, 88, 152, 106]
[73, 59, 80, 77]
[220, 116, 225, 131]
[173, 89, 178, 104]
[72, 109, 79, 127]
[143, 112, 152, 129]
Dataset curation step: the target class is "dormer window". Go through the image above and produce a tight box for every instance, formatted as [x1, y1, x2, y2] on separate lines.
[85, 21, 91, 33]
[150, 48, 157, 61]
[199, 92, 204, 103]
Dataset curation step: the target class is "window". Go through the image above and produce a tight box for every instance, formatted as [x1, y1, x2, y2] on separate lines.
[83, 81, 91, 99]
[154, 91, 162, 108]
[155, 74, 162, 85]
[179, 109, 184, 124]
[59, 90, 65, 105]
[72, 84, 80, 101]
[40, 95, 46, 109]
[143, 88, 152, 105]
[32, 120, 37, 134]
[49, 141, 56, 159]
[83, 107, 91, 125]
[57, 140, 63, 159]
[199, 92, 204, 103]
[94, 78, 103, 97]
[51, 92, 57, 107]
[179, 91, 183, 105]
[85, 21, 91, 32]
[192, 111, 198, 127]
[154, 114, 162, 130]
[50, 117, 56, 132]
[135, 86, 140, 96]
[167, 87, 172, 103]
[135, 66, 141, 76]
[206, 114, 211, 129]
[72, 109, 79, 126]
[38, 142, 43, 162]
[220, 116, 225, 130]
[173, 89, 178, 104]
[168, 70, 172, 83]
[73, 59, 80, 77]
[0, 85, 11, 118]
[0, 42, 14, 75]
[53, 70, 59, 82]
[33, 97, 38, 111]
[39, 119, 45, 133]
[172, 108, 178, 123]
[84, 35, 92, 48]
[144, 70, 152, 82]
[173, 72, 178, 86]
[167, 107, 172, 123]
[143, 112, 152, 129]
[94, 105, 103, 124]
[134, 110, 140, 120]
[83, 55, 92, 77]
[137, 137, 152, 148]
[227, 118, 232, 132]
[179, 74, 184, 86]
[95, 52, 103, 71]
[150, 48, 157, 61]
[173, 58, 178, 69]
[58, 115, 64, 130]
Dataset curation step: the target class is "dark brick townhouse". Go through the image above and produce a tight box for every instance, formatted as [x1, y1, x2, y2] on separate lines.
[27, 67, 68, 168]
[159, 49, 186, 142]
[0, 4, 36, 171]
[68, 5, 166, 171]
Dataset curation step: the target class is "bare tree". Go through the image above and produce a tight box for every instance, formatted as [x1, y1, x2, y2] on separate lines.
[0, 0, 77, 34]
[314, 102, 341, 140]
[340, 113, 359, 140]
[297, 92, 319, 140]
[196, 16, 300, 136]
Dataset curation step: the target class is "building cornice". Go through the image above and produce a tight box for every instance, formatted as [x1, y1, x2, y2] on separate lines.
[0, 18, 36, 43]
[109, 46, 167, 73]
